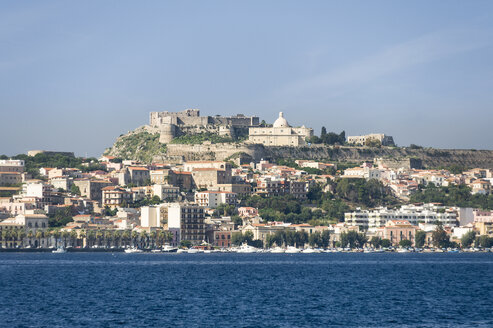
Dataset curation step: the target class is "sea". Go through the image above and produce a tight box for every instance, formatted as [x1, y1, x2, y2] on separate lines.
[0, 252, 492, 328]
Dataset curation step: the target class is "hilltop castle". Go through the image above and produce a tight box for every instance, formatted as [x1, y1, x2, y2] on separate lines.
[150, 109, 260, 143]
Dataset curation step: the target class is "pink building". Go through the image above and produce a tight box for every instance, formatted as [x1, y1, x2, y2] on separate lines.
[377, 220, 418, 246]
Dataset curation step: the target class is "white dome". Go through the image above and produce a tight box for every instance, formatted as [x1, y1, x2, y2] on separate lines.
[273, 112, 290, 128]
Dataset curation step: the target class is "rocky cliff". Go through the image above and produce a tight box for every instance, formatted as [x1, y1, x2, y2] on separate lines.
[105, 129, 493, 168]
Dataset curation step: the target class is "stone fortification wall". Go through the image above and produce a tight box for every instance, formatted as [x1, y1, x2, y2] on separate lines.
[150, 109, 259, 128]
[164, 144, 493, 169]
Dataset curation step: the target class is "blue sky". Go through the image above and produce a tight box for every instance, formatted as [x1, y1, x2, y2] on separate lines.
[1, 0, 493, 156]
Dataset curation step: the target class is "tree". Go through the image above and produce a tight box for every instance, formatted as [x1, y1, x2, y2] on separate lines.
[180, 240, 192, 248]
[476, 235, 493, 248]
[321, 126, 327, 137]
[340, 231, 367, 248]
[70, 184, 81, 195]
[399, 239, 412, 248]
[309, 231, 322, 247]
[432, 224, 450, 248]
[461, 231, 476, 248]
[370, 236, 381, 248]
[415, 230, 426, 248]
[380, 239, 391, 248]
[365, 138, 381, 148]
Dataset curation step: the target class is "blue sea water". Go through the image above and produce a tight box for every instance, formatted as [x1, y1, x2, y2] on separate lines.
[0, 253, 492, 328]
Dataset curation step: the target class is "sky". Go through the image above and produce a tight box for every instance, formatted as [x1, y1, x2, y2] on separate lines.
[1, 0, 493, 157]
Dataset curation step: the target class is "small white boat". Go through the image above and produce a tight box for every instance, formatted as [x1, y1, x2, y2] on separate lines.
[176, 249, 186, 254]
[302, 248, 321, 254]
[237, 244, 258, 253]
[52, 247, 67, 254]
[124, 247, 143, 253]
[187, 248, 199, 254]
[270, 247, 285, 253]
[151, 249, 162, 253]
[397, 248, 409, 253]
[204, 250, 212, 254]
[285, 246, 301, 254]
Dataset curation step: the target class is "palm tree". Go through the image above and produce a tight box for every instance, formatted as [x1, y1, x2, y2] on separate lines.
[150, 231, 157, 249]
[140, 231, 148, 248]
[122, 230, 131, 247]
[35, 230, 44, 248]
[1, 229, 9, 248]
[27, 230, 34, 247]
[17, 230, 26, 248]
[131, 231, 139, 247]
[79, 229, 87, 247]
[61, 231, 70, 248]
[87, 230, 96, 247]
[53, 229, 61, 248]
[70, 230, 78, 247]
[95, 230, 103, 247]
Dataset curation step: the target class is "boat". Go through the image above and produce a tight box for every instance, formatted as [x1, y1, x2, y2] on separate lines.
[204, 250, 212, 254]
[176, 248, 186, 254]
[151, 249, 162, 253]
[237, 244, 258, 253]
[52, 247, 67, 254]
[285, 246, 301, 254]
[302, 248, 321, 254]
[187, 247, 199, 254]
[162, 245, 178, 253]
[270, 247, 285, 253]
[124, 247, 143, 253]
[397, 248, 409, 253]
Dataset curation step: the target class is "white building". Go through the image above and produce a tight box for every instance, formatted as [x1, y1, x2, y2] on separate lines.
[248, 112, 313, 146]
[345, 203, 458, 230]
[194, 191, 237, 208]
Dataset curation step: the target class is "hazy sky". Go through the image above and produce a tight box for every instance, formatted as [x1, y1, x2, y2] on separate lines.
[2, 1, 493, 156]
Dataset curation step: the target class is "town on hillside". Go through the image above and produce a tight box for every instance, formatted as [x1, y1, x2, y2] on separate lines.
[0, 110, 492, 252]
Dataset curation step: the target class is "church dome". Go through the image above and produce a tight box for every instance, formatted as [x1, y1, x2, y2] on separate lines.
[273, 112, 290, 128]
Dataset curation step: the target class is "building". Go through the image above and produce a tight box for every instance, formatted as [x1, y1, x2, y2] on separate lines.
[127, 167, 150, 186]
[166, 203, 206, 245]
[0, 160, 25, 173]
[73, 179, 114, 201]
[150, 109, 259, 143]
[140, 205, 164, 228]
[345, 204, 458, 230]
[191, 168, 229, 189]
[0, 172, 22, 186]
[194, 191, 237, 208]
[248, 112, 313, 146]
[376, 220, 417, 246]
[102, 186, 132, 209]
[347, 134, 395, 146]
[152, 184, 180, 201]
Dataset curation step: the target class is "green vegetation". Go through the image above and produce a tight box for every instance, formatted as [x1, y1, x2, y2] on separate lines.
[476, 235, 493, 248]
[339, 230, 367, 248]
[265, 230, 309, 248]
[307, 129, 345, 145]
[399, 239, 412, 248]
[131, 195, 162, 208]
[410, 184, 493, 209]
[432, 224, 450, 248]
[415, 230, 426, 248]
[307, 230, 331, 248]
[48, 206, 74, 227]
[0, 153, 105, 179]
[170, 132, 234, 145]
[109, 132, 167, 163]
[231, 231, 262, 248]
[461, 231, 476, 248]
